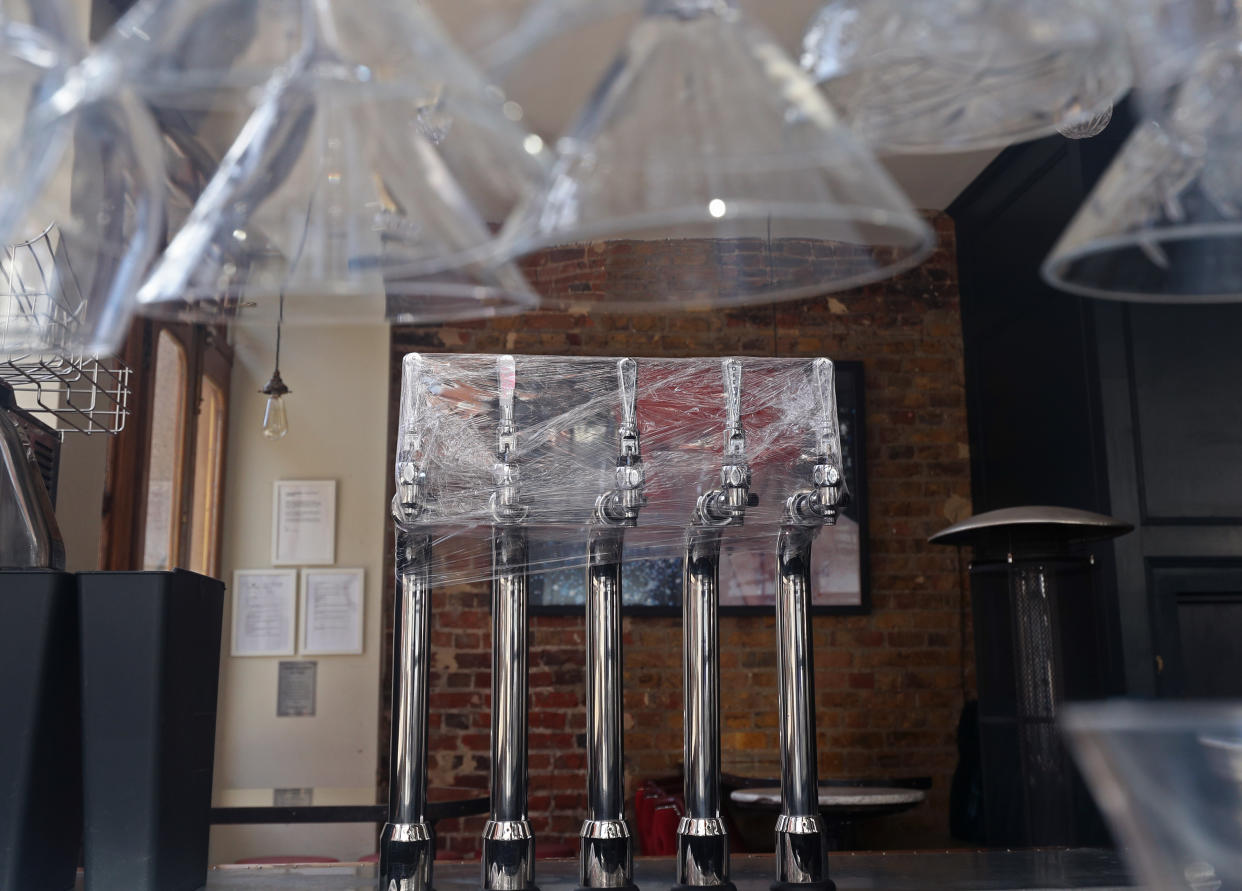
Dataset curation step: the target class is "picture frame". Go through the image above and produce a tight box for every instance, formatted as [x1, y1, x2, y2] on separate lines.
[271, 479, 337, 566]
[529, 361, 869, 615]
[231, 569, 298, 657]
[299, 568, 365, 656]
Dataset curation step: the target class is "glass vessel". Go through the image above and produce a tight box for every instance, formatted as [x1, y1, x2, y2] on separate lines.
[493, 0, 934, 311]
[801, 0, 1132, 154]
[1063, 701, 1242, 891]
[0, 0, 165, 356]
[77, 0, 549, 327]
[1043, 33, 1242, 302]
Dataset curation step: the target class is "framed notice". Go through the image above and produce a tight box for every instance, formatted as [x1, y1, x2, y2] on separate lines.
[300, 568, 365, 656]
[272, 479, 336, 566]
[232, 569, 297, 656]
[276, 660, 317, 717]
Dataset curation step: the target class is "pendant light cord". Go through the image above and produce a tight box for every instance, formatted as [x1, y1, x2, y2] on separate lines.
[274, 289, 284, 373]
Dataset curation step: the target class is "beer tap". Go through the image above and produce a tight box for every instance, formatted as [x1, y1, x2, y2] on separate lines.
[580, 359, 646, 891]
[678, 359, 757, 891]
[773, 358, 847, 891]
[382, 354, 436, 891]
[483, 355, 537, 891]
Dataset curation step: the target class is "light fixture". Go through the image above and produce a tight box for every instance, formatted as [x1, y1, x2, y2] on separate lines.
[492, 0, 934, 311]
[1057, 105, 1114, 141]
[65, 0, 549, 329]
[801, 0, 1132, 154]
[1043, 32, 1242, 302]
[260, 294, 290, 441]
[0, 0, 165, 356]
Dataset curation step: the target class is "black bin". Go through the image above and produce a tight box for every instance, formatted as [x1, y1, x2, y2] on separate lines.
[0, 570, 81, 891]
[78, 569, 224, 891]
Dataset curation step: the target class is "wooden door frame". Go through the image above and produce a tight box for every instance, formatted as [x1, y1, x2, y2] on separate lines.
[100, 319, 232, 573]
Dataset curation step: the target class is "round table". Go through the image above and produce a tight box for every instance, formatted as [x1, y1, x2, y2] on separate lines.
[729, 785, 926, 850]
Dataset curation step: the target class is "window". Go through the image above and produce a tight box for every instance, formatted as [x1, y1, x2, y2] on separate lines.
[104, 321, 232, 574]
[142, 330, 187, 570]
[189, 376, 226, 576]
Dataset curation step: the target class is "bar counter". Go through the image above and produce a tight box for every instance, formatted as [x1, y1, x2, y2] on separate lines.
[71, 849, 1134, 890]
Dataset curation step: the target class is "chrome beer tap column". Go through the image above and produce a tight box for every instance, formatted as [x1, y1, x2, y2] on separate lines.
[383, 355, 435, 891]
[483, 355, 537, 891]
[773, 359, 848, 891]
[580, 359, 647, 891]
[677, 359, 756, 891]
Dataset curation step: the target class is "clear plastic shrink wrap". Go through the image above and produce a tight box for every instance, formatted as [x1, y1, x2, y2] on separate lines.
[392, 353, 850, 598]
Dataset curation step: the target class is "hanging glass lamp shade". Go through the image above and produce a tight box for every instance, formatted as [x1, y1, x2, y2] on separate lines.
[492, 0, 934, 312]
[1043, 35, 1242, 302]
[1123, 0, 1237, 104]
[80, 0, 548, 326]
[801, 0, 1132, 154]
[0, 0, 166, 357]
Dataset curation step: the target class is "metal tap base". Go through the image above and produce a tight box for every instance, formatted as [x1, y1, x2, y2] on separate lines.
[578, 821, 635, 889]
[773, 815, 831, 889]
[675, 818, 732, 889]
[380, 821, 435, 891]
[482, 821, 537, 891]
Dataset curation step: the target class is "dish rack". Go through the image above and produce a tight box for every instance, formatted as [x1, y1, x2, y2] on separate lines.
[0, 223, 133, 570]
[0, 223, 131, 435]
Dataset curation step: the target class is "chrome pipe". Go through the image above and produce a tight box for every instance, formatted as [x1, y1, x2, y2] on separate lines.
[483, 525, 535, 890]
[381, 528, 435, 890]
[580, 358, 645, 890]
[580, 528, 631, 889]
[773, 358, 846, 891]
[484, 356, 536, 891]
[678, 525, 731, 889]
[677, 359, 753, 890]
[773, 524, 829, 888]
[383, 354, 436, 891]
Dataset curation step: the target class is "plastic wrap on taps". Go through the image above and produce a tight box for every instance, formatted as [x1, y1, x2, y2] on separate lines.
[393, 353, 849, 597]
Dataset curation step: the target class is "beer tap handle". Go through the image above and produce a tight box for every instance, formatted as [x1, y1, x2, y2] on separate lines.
[597, 359, 646, 526]
[395, 354, 428, 524]
[497, 354, 517, 461]
[722, 358, 745, 459]
[491, 355, 527, 523]
[617, 358, 639, 458]
[808, 358, 847, 519]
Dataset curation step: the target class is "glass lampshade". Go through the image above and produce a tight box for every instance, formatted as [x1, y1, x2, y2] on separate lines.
[492, 0, 934, 312]
[801, 0, 1132, 154]
[0, 0, 165, 357]
[81, 0, 549, 327]
[1043, 34, 1242, 302]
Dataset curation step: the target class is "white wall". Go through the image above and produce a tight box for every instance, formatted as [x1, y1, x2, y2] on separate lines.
[209, 322, 390, 865]
[55, 431, 107, 571]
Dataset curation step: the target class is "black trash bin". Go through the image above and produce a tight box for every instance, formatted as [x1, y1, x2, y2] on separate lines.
[77, 569, 225, 891]
[0, 569, 81, 891]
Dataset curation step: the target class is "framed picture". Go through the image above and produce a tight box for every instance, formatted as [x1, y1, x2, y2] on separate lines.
[232, 569, 298, 656]
[272, 479, 337, 566]
[299, 568, 365, 656]
[529, 361, 869, 615]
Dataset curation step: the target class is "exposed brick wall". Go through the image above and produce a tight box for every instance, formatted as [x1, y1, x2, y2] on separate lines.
[380, 213, 975, 859]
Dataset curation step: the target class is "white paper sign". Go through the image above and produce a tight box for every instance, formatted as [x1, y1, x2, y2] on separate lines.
[232, 570, 297, 656]
[300, 568, 365, 655]
[272, 480, 336, 566]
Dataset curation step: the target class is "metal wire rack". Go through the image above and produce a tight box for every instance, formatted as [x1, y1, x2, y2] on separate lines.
[0, 224, 131, 435]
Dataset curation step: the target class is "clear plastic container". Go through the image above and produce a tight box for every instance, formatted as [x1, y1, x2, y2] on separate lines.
[1062, 700, 1242, 891]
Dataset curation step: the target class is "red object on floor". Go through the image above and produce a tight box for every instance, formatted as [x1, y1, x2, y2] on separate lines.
[359, 853, 380, 863]
[635, 781, 674, 854]
[649, 802, 682, 856]
[235, 855, 341, 864]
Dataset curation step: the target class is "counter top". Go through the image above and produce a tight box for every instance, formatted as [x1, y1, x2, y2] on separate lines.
[74, 849, 1135, 890]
